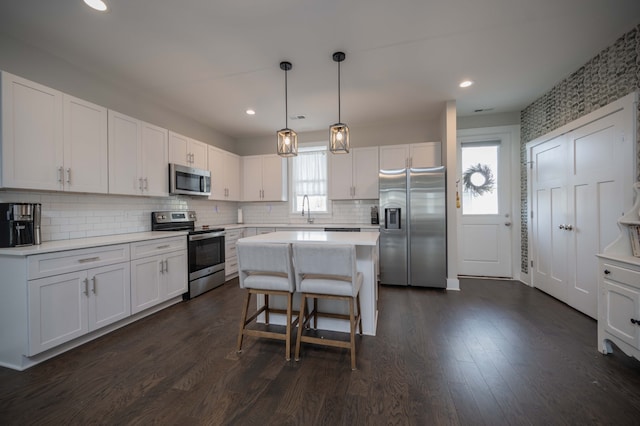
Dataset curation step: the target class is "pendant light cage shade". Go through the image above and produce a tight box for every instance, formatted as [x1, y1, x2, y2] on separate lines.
[277, 61, 298, 157]
[330, 51, 349, 154]
[329, 123, 350, 153]
[277, 128, 298, 157]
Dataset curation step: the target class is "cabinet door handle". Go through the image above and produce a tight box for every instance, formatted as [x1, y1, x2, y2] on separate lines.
[604, 269, 611, 275]
[631, 318, 639, 325]
[559, 224, 565, 230]
[144, 178, 149, 190]
[83, 278, 89, 296]
[160, 260, 165, 274]
[58, 167, 64, 183]
[565, 224, 573, 231]
[78, 256, 100, 263]
[157, 244, 170, 249]
[164, 259, 169, 273]
[139, 177, 144, 191]
[66, 168, 71, 184]
[91, 276, 96, 294]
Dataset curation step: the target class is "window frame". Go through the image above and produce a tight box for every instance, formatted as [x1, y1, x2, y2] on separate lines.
[288, 141, 332, 218]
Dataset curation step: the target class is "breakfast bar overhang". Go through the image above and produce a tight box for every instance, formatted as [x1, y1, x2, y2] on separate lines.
[237, 231, 380, 336]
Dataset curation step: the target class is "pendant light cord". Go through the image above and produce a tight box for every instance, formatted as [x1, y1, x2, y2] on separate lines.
[337, 60, 341, 122]
[285, 68, 289, 129]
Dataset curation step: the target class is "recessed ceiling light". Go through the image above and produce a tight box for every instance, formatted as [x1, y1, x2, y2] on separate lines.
[245, 109, 256, 115]
[459, 80, 474, 88]
[84, 0, 108, 12]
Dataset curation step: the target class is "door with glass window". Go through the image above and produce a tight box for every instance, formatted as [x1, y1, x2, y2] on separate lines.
[458, 139, 512, 277]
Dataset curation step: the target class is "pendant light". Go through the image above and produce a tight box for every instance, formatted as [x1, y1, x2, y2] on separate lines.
[329, 51, 349, 154]
[277, 61, 298, 157]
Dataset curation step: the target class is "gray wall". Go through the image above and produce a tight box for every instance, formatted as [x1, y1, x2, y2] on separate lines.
[236, 118, 442, 155]
[457, 112, 520, 130]
[0, 32, 236, 152]
[519, 23, 640, 274]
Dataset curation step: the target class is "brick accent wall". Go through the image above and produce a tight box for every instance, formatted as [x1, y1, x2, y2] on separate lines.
[519, 24, 640, 274]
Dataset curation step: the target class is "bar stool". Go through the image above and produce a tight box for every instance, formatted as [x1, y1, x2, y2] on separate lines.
[292, 243, 363, 370]
[236, 242, 297, 360]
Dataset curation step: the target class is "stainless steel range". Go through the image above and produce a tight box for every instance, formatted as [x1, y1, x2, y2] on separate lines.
[151, 211, 225, 299]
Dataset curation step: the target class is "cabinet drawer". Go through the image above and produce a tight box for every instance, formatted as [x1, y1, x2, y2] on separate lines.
[603, 263, 640, 287]
[225, 229, 243, 242]
[226, 258, 238, 276]
[28, 244, 130, 280]
[130, 236, 187, 260]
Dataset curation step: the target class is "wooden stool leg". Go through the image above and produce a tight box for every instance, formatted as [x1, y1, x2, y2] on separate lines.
[349, 297, 357, 370]
[285, 292, 293, 361]
[237, 291, 252, 353]
[356, 293, 363, 334]
[313, 298, 318, 329]
[295, 294, 307, 361]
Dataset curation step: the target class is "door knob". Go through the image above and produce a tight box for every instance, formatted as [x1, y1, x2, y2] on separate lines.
[504, 222, 512, 227]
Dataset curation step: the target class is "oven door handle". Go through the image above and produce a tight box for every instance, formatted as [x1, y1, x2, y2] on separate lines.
[189, 232, 225, 241]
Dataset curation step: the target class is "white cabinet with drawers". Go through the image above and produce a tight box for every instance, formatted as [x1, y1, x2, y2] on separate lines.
[598, 257, 640, 359]
[224, 228, 243, 278]
[27, 244, 131, 356]
[0, 233, 189, 371]
[130, 236, 187, 314]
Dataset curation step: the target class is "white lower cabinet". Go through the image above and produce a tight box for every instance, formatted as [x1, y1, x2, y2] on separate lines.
[130, 237, 187, 314]
[598, 257, 640, 359]
[27, 250, 131, 356]
[224, 229, 243, 278]
[0, 235, 189, 369]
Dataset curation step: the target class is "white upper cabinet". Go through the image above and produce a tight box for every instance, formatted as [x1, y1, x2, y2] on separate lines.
[208, 146, 240, 201]
[108, 110, 169, 196]
[63, 95, 109, 193]
[379, 142, 441, 169]
[1, 72, 108, 193]
[329, 147, 379, 200]
[169, 131, 208, 169]
[242, 154, 288, 202]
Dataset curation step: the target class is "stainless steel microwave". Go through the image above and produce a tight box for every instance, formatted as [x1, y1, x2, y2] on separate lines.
[169, 163, 211, 196]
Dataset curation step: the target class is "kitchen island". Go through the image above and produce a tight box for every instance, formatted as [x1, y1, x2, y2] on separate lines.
[237, 230, 380, 336]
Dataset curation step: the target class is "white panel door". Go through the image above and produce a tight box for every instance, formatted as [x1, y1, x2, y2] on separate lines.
[2, 72, 64, 190]
[131, 255, 162, 314]
[379, 145, 409, 170]
[566, 113, 626, 318]
[242, 155, 264, 201]
[208, 146, 226, 200]
[410, 142, 441, 167]
[140, 121, 169, 197]
[353, 147, 379, 199]
[458, 139, 512, 277]
[88, 263, 131, 331]
[329, 151, 354, 199]
[164, 251, 188, 299]
[108, 110, 141, 195]
[63, 95, 108, 193]
[530, 136, 568, 301]
[28, 271, 88, 356]
[226, 152, 241, 201]
[261, 154, 287, 201]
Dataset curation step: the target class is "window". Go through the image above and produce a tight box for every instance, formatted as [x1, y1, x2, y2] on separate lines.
[290, 144, 328, 213]
[461, 141, 500, 215]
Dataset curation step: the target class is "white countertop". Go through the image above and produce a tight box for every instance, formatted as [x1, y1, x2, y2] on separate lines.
[0, 231, 188, 257]
[224, 223, 379, 231]
[238, 230, 379, 246]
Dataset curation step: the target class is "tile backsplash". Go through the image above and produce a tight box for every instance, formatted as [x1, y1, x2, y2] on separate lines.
[0, 190, 378, 242]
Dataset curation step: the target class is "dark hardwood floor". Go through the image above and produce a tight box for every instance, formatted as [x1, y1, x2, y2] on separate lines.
[2, 278, 640, 425]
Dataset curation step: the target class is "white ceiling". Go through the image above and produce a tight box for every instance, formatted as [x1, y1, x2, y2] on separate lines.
[1, 0, 639, 140]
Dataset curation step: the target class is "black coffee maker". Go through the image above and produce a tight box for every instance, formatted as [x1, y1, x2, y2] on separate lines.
[0, 203, 40, 247]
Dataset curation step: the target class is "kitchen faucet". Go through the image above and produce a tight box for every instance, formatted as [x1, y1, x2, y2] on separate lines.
[301, 194, 314, 224]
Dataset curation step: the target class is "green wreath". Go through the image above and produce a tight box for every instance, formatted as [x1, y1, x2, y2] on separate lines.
[462, 163, 495, 197]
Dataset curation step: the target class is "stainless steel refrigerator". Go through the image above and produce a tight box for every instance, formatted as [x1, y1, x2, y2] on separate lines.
[379, 166, 446, 288]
